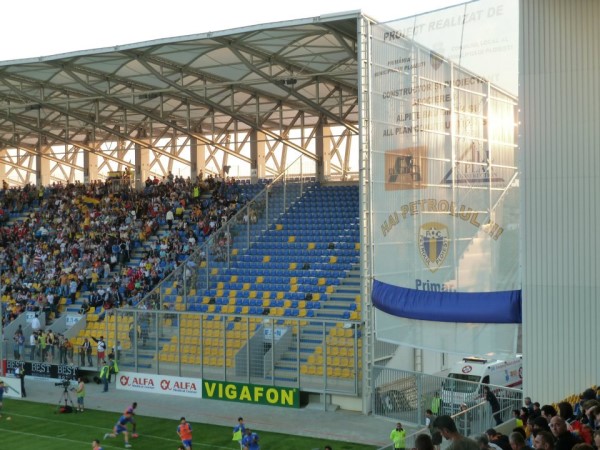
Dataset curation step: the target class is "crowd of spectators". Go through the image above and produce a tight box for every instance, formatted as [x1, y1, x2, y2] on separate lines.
[0, 171, 248, 333]
[427, 388, 600, 450]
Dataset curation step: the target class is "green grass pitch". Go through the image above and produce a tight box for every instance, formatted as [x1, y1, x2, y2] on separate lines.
[0, 400, 378, 449]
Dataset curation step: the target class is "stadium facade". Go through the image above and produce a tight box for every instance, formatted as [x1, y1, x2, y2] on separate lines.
[0, 0, 599, 415]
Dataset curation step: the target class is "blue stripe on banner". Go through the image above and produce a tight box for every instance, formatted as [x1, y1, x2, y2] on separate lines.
[372, 280, 522, 324]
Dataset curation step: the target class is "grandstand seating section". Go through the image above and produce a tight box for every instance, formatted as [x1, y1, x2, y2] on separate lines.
[1, 181, 363, 382]
[155, 183, 362, 377]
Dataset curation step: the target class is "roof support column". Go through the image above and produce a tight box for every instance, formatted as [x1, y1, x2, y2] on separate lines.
[315, 120, 332, 183]
[36, 143, 50, 187]
[189, 137, 206, 182]
[0, 149, 6, 187]
[250, 129, 265, 184]
[135, 143, 150, 191]
[83, 150, 98, 185]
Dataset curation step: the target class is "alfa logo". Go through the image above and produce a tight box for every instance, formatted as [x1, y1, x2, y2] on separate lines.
[120, 375, 129, 386]
[161, 380, 170, 390]
[418, 222, 450, 273]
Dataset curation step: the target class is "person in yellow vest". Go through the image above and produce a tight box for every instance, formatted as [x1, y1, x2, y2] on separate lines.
[99, 360, 110, 393]
[512, 409, 524, 429]
[390, 422, 406, 450]
[232, 417, 246, 450]
[107, 350, 119, 383]
[431, 391, 442, 415]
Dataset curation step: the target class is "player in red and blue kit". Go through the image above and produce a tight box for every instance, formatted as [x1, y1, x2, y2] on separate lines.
[177, 416, 193, 450]
[124, 402, 138, 438]
[104, 412, 133, 448]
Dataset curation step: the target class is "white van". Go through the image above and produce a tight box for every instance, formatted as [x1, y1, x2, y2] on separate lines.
[441, 355, 522, 414]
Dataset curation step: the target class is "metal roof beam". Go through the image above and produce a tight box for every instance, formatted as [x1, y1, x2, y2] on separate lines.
[0, 111, 131, 168]
[54, 65, 251, 164]
[225, 45, 358, 134]
[0, 137, 80, 170]
[134, 55, 319, 162]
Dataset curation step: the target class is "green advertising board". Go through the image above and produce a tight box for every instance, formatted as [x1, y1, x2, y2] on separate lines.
[202, 380, 299, 408]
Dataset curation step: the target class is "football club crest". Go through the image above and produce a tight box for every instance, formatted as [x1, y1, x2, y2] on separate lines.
[418, 222, 450, 273]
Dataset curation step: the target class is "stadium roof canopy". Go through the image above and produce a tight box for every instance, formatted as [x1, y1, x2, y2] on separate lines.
[0, 11, 366, 185]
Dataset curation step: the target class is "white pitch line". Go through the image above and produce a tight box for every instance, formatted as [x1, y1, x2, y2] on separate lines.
[0, 428, 122, 448]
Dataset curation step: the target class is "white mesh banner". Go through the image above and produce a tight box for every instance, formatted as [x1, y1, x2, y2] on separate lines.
[376, 311, 519, 358]
[369, 0, 520, 354]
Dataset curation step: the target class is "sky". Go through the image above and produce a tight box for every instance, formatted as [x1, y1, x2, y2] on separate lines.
[1, 0, 467, 61]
